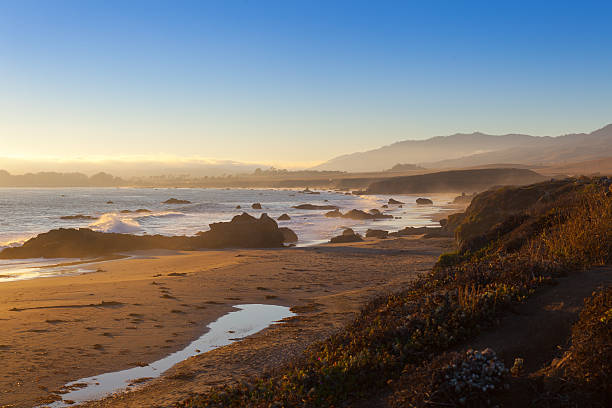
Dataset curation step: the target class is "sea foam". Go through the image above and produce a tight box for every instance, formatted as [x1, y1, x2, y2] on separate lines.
[89, 213, 142, 234]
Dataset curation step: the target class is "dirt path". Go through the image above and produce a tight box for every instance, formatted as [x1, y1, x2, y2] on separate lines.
[469, 266, 612, 372]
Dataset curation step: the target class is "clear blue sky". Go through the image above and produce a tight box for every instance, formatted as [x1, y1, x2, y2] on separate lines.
[1, 0, 611, 167]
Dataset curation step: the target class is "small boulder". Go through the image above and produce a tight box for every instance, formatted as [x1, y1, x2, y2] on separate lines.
[342, 209, 393, 220]
[293, 204, 338, 210]
[236, 205, 241, 209]
[163, 198, 191, 205]
[252, 203, 262, 209]
[416, 197, 433, 205]
[330, 228, 363, 243]
[325, 209, 342, 217]
[279, 227, 298, 243]
[278, 213, 291, 221]
[365, 229, 388, 239]
[388, 198, 404, 205]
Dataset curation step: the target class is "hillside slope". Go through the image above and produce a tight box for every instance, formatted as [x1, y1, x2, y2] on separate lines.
[314, 124, 612, 172]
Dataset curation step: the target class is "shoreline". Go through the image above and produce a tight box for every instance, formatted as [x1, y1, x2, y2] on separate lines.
[0, 236, 452, 408]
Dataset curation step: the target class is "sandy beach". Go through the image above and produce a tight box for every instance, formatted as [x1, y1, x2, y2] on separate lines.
[0, 236, 452, 408]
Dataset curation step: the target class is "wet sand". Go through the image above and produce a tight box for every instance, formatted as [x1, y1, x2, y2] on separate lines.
[0, 237, 453, 408]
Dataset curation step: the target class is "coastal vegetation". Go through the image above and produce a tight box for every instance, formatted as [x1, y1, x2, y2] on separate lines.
[178, 177, 611, 407]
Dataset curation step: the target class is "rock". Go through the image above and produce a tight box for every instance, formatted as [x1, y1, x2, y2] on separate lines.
[416, 197, 433, 205]
[135, 209, 152, 213]
[198, 213, 286, 248]
[381, 204, 389, 208]
[390, 226, 430, 236]
[236, 205, 241, 209]
[299, 188, 320, 195]
[0, 213, 293, 259]
[366, 229, 388, 239]
[106, 201, 114, 204]
[251, 203, 262, 209]
[330, 229, 363, 243]
[292, 204, 338, 210]
[388, 198, 404, 204]
[452, 192, 475, 204]
[278, 213, 291, 221]
[389, 226, 449, 238]
[163, 198, 191, 204]
[325, 209, 342, 217]
[60, 214, 96, 220]
[279, 227, 298, 243]
[342, 209, 393, 220]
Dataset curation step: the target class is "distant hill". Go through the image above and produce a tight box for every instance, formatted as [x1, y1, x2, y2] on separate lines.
[313, 124, 612, 172]
[365, 168, 547, 194]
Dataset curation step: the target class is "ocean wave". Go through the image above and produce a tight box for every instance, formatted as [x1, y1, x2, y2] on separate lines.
[89, 213, 142, 234]
[132, 210, 185, 219]
[0, 236, 34, 250]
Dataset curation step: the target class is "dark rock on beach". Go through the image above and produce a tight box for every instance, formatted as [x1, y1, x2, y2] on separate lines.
[325, 209, 342, 217]
[278, 213, 291, 221]
[330, 228, 363, 243]
[416, 197, 433, 205]
[0, 213, 296, 259]
[251, 203, 262, 209]
[60, 214, 97, 220]
[292, 204, 338, 210]
[365, 229, 388, 239]
[388, 198, 404, 204]
[342, 209, 393, 220]
[279, 227, 298, 243]
[163, 198, 191, 205]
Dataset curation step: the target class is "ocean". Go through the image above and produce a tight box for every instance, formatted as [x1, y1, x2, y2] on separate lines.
[0, 187, 454, 282]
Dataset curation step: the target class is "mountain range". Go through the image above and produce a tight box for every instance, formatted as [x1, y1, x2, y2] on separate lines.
[312, 124, 612, 172]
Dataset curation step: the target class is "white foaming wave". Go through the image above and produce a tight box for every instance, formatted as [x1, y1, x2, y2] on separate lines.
[89, 213, 142, 234]
[0, 236, 35, 250]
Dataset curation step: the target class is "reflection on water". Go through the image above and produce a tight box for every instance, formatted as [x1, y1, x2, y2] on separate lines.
[42, 304, 295, 408]
[0, 258, 95, 282]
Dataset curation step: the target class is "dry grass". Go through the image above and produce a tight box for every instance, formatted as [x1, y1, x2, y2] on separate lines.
[528, 189, 612, 267]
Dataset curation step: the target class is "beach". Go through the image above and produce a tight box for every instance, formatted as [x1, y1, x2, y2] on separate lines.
[0, 235, 452, 407]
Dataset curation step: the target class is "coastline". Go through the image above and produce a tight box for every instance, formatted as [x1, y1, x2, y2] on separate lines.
[0, 236, 452, 408]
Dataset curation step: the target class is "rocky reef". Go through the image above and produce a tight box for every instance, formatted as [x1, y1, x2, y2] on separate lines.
[0, 213, 296, 259]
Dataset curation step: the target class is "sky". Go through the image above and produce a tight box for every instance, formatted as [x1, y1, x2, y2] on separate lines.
[1, 0, 612, 169]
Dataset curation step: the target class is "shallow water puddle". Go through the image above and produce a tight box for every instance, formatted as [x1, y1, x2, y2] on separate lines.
[42, 304, 295, 407]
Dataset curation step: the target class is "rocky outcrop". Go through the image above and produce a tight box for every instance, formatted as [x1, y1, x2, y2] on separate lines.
[325, 209, 342, 217]
[292, 204, 338, 210]
[416, 197, 433, 205]
[279, 227, 298, 243]
[60, 214, 96, 220]
[388, 198, 404, 204]
[342, 209, 393, 220]
[365, 229, 388, 239]
[389, 226, 449, 238]
[163, 198, 191, 204]
[0, 213, 295, 259]
[120, 209, 151, 213]
[452, 193, 476, 204]
[278, 214, 291, 221]
[330, 228, 363, 243]
[251, 203, 262, 209]
[196, 213, 287, 248]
